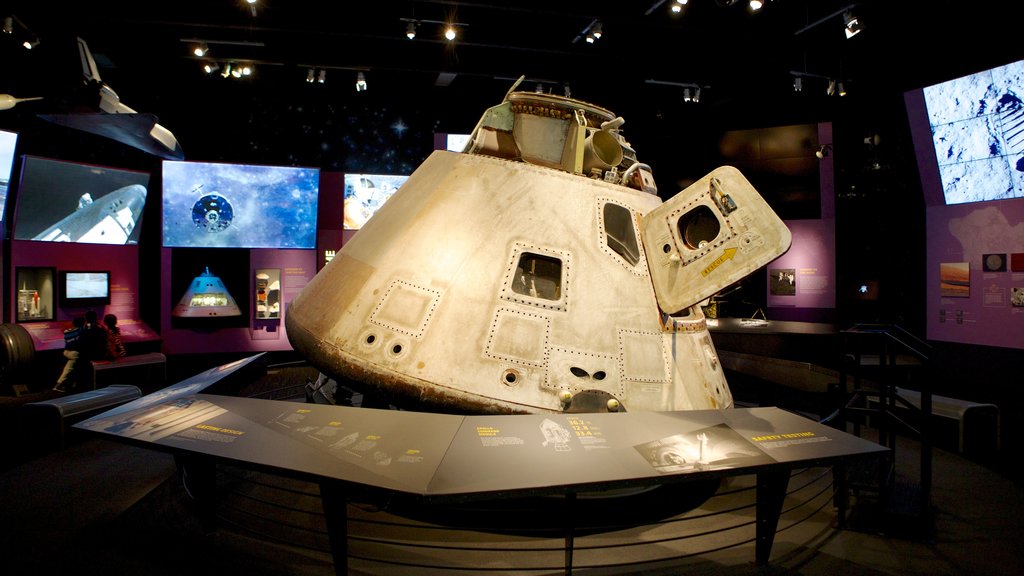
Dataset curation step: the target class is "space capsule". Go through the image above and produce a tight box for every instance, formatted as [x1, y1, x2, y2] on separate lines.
[286, 86, 791, 415]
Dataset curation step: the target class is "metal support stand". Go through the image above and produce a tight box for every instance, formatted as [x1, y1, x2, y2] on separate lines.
[755, 469, 789, 564]
[320, 481, 349, 576]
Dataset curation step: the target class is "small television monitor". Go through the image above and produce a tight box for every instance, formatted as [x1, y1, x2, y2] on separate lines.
[13, 156, 149, 244]
[909, 58, 1024, 205]
[162, 160, 320, 248]
[59, 270, 111, 308]
[0, 129, 17, 223]
[343, 173, 409, 230]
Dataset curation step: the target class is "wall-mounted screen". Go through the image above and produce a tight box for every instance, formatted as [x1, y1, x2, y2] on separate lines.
[0, 129, 17, 223]
[13, 156, 149, 244]
[919, 58, 1024, 205]
[59, 270, 111, 308]
[162, 161, 319, 248]
[343, 173, 408, 230]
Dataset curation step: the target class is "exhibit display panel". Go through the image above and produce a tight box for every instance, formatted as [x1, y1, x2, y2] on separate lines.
[342, 173, 408, 230]
[0, 129, 17, 224]
[907, 60, 1024, 350]
[162, 160, 319, 249]
[15, 267, 55, 322]
[12, 156, 150, 244]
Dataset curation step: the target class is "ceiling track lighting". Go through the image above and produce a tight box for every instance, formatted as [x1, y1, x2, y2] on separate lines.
[203, 62, 220, 75]
[319, 69, 326, 84]
[749, 0, 764, 11]
[843, 11, 862, 39]
[671, 0, 688, 14]
[356, 71, 367, 91]
[406, 21, 417, 40]
[193, 42, 208, 57]
[578, 18, 604, 44]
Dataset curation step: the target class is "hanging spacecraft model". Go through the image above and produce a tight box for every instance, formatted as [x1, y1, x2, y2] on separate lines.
[286, 85, 791, 415]
[32, 184, 147, 244]
[173, 266, 241, 318]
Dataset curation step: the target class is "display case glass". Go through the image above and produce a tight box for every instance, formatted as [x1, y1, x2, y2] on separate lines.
[15, 267, 56, 322]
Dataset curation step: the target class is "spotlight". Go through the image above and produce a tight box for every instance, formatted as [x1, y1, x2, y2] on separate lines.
[318, 69, 326, 84]
[240, 64, 252, 76]
[827, 79, 836, 96]
[3, 17, 13, 34]
[586, 34, 595, 44]
[749, 0, 763, 10]
[231, 67, 242, 78]
[693, 86, 701, 103]
[592, 22, 602, 40]
[683, 88, 692, 102]
[203, 62, 220, 74]
[838, 81, 846, 96]
[356, 71, 367, 91]
[843, 11, 862, 39]
[793, 76, 802, 92]
[22, 39, 39, 50]
[221, 63, 232, 78]
[193, 42, 208, 57]
[445, 26, 456, 41]
[672, 0, 689, 11]
[815, 144, 832, 159]
[306, 68, 315, 83]
[406, 21, 417, 40]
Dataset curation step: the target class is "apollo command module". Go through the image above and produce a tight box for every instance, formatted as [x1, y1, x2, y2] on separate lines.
[286, 83, 791, 415]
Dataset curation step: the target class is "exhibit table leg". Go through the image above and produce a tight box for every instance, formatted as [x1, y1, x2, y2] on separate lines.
[755, 468, 789, 564]
[176, 453, 217, 533]
[320, 481, 349, 576]
[564, 492, 576, 576]
[833, 462, 849, 529]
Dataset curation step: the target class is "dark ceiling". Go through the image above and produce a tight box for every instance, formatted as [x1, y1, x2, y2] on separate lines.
[2, 0, 1023, 169]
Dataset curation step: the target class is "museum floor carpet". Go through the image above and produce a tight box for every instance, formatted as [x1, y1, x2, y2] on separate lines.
[2, 413, 1023, 575]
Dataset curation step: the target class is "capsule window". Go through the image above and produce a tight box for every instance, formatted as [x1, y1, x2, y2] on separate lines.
[677, 205, 721, 250]
[511, 252, 562, 301]
[603, 203, 640, 266]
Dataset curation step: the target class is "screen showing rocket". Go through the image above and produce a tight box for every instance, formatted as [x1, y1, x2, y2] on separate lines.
[0, 129, 17, 224]
[162, 161, 320, 249]
[343, 173, 408, 230]
[13, 156, 150, 244]
[923, 58, 1024, 205]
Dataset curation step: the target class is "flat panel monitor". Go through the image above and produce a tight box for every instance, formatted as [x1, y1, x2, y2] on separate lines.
[0, 129, 17, 223]
[59, 270, 111, 308]
[13, 156, 149, 244]
[343, 173, 408, 230]
[162, 161, 319, 248]
[913, 58, 1024, 205]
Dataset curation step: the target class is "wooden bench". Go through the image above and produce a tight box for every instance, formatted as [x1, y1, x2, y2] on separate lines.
[22, 385, 142, 450]
[89, 352, 167, 390]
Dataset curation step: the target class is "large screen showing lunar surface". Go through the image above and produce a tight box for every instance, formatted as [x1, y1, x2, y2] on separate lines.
[923, 58, 1024, 205]
[162, 161, 320, 249]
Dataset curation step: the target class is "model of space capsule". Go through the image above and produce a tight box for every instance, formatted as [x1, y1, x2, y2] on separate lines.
[286, 83, 791, 415]
[173, 266, 241, 317]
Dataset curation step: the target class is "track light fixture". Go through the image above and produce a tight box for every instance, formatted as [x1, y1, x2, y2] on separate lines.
[193, 42, 208, 57]
[672, 0, 688, 13]
[843, 11, 862, 39]
[793, 76, 802, 92]
[445, 25, 456, 41]
[356, 71, 367, 91]
[815, 144, 832, 159]
[827, 79, 836, 96]
[592, 21, 603, 40]
[203, 62, 220, 74]
[406, 21, 417, 39]
[306, 68, 315, 83]
[749, 0, 764, 11]
[319, 69, 326, 84]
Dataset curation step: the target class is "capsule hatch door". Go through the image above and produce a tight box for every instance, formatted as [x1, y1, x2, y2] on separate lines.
[640, 166, 792, 315]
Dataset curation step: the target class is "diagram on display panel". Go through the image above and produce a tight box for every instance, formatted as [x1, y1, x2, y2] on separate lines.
[287, 77, 792, 416]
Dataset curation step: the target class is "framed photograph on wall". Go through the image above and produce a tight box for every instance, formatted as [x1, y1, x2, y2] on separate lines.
[254, 268, 281, 320]
[15, 267, 56, 322]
